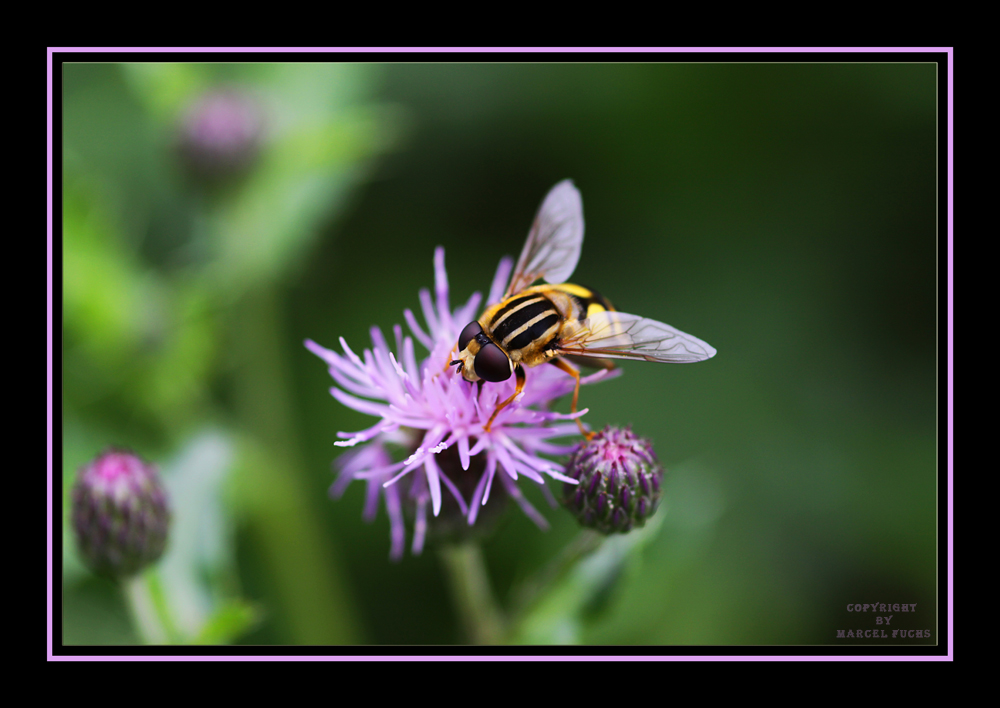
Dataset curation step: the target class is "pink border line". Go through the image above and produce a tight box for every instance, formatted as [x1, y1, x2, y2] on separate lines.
[50, 654, 950, 661]
[47, 48, 54, 662]
[47, 46, 954, 662]
[49, 46, 953, 53]
[946, 50, 954, 657]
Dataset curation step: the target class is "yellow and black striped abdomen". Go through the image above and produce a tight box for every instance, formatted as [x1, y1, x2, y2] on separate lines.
[548, 283, 615, 320]
[485, 293, 563, 354]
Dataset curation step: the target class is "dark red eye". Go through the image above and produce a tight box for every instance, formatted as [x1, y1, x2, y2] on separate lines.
[458, 321, 482, 351]
[474, 342, 511, 382]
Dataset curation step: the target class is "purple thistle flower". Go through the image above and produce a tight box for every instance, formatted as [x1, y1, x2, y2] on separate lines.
[306, 247, 617, 560]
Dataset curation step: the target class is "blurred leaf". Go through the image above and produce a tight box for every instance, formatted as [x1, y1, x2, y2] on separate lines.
[208, 104, 407, 290]
[63, 176, 151, 364]
[120, 63, 211, 121]
[193, 599, 262, 645]
[62, 576, 139, 646]
[137, 280, 217, 426]
[63, 174, 216, 431]
[509, 514, 665, 644]
[264, 63, 372, 116]
[61, 423, 92, 586]
[228, 435, 362, 644]
[156, 430, 242, 641]
[272, 105, 405, 170]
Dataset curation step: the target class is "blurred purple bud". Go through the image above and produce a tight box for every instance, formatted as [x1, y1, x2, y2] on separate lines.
[71, 448, 171, 578]
[177, 89, 263, 177]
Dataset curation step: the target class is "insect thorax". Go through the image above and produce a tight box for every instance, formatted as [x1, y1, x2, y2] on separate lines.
[482, 290, 565, 365]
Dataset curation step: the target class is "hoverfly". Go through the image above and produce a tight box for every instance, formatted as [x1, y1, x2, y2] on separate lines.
[449, 180, 716, 437]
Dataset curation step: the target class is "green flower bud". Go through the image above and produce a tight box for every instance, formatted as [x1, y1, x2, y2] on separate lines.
[563, 426, 663, 534]
[71, 449, 171, 578]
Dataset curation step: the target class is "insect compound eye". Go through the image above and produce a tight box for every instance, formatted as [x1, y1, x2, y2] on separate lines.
[474, 342, 512, 382]
[458, 321, 483, 351]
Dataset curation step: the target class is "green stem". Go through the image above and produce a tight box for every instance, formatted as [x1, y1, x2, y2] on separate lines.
[122, 573, 170, 644]
[439, 543, 505, 645]
[229, 285, 360, 644]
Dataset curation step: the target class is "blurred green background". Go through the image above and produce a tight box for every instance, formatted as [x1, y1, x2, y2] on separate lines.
[60, 61, 938, 646]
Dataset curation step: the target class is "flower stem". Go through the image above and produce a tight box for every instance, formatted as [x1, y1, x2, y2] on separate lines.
[230, 284, 360, 644]
[122, 572, 170, 644]
[439, 543, 505, 645]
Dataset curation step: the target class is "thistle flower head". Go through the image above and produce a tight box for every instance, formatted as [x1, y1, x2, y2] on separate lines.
[307, 248, 617, 559]
[71, 448, 171, 578]
[563, 425, 663, 534]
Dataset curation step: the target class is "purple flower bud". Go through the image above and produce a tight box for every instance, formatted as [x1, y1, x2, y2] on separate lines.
[177, 89, 263, 178]
[71, 449, 171, 578]
[563, 426, 664, 534]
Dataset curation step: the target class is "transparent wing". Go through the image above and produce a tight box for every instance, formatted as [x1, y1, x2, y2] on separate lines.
[556, 310, 717, 363]
[503, 180, 584, 299]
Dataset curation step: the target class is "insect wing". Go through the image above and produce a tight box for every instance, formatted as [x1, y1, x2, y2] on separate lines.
[504, 180, 585, 299]
[557, 310, 717, 363]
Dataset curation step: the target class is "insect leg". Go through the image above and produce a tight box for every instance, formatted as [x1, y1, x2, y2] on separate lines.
[484, 364, 525, 433]
[445, 346, 459, 373]
[551, 358, 593, 439]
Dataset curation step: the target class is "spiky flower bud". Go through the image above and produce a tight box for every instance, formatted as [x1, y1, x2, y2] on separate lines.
[177, 88, 263, 177]
[563, 426, 663, 534]
[71, 449, 171, 578]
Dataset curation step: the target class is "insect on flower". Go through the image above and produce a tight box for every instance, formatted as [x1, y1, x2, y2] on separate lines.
[306, 180, 715, 558]
[450, 180, 717, 438]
